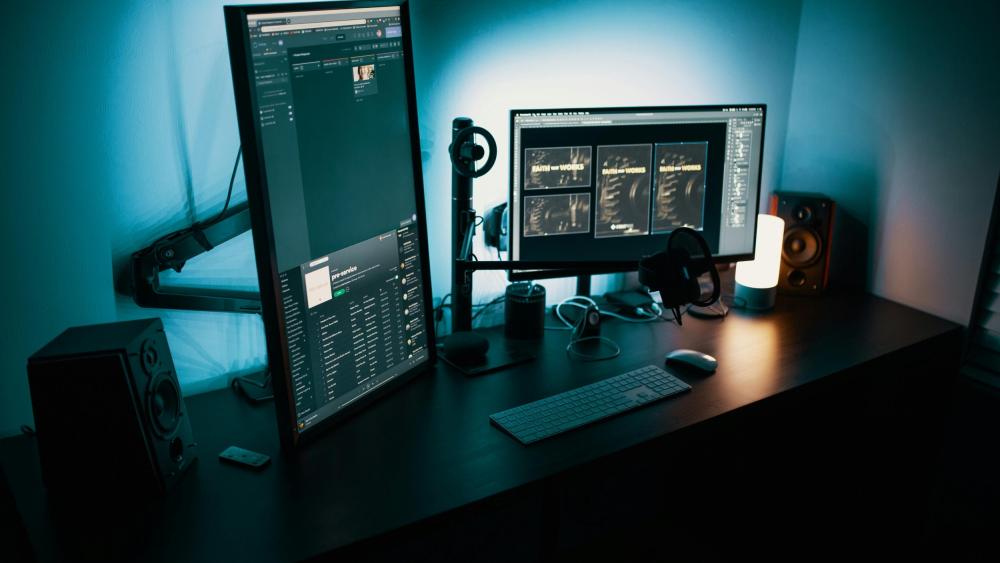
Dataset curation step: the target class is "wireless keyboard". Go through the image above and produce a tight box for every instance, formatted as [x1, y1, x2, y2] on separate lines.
[489, 365, 691, 445]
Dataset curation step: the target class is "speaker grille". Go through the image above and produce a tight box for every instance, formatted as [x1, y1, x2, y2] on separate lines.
[147, 372, 181, 439]
[782, 226, 823, 268]
[140, 338, 161, 375]
[770, 193, 835, 294]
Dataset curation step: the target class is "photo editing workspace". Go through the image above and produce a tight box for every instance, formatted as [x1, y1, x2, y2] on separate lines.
[1, 1, 998, 561]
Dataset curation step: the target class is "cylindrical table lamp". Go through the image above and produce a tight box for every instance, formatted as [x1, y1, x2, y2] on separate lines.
[734, 214, 785, 310]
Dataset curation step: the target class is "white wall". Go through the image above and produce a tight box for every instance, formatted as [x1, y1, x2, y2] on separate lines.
[781, 0, 1000, 324]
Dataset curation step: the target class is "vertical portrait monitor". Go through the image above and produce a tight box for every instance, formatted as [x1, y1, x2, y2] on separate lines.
[508, 105, 766, 280]
[224, 1, 434, 449]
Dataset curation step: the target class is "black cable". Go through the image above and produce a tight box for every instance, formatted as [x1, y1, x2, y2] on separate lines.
[148, 144, 243, 253]
[434, 293, 506, 333]
[434, 293, 451, 336]
[20, 425, 35, 437]
[201, 145, 243, 227]
[656, 307, 685, 326]
[471, 295, 505, 322]
[566, 337, 621, 361]
[434, 293, 452, 311]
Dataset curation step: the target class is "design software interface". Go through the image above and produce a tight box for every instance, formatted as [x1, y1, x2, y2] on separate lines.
[510, 106, 765, 264]
[245, 6, 427, 431]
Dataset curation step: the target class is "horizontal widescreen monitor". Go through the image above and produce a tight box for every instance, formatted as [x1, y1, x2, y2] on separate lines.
[508, 105, 765, 280]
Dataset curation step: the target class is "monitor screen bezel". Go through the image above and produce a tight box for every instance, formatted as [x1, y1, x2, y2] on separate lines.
[224, 0, 436, 450]
[507, 104, 766, 281]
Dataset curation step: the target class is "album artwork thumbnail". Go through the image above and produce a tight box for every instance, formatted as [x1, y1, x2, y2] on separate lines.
[595, 144, 652, 238]
[652, 142, 708, 233]
[523, 193, 591, 237]
[524, 146, 592, 190]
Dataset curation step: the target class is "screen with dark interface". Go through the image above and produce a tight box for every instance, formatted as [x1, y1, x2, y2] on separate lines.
[510, 106, 765, 270]
[231, 4, 430, 436]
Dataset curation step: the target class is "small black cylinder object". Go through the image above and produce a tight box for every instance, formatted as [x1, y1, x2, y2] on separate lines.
[505, 282, 546, 339]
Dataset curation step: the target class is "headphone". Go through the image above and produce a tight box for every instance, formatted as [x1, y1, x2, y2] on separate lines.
[637, 227, 721, 324]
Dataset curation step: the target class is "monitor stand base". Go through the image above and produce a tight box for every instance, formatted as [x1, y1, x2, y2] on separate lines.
[440, 331, 537, 377]
[232, 369, 273, 403]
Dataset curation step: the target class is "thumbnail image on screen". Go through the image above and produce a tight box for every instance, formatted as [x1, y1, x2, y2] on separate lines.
[524, 193, 591, 237]
[524, 146, 593, 190]
[352, 64, 375, 82]
[653, 142, 708, 233]
[596, 144, 652, 238]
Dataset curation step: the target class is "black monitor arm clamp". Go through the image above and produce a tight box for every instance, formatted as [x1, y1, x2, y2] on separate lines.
[128, 201, 261, 314]
[127, 201, 271, 401]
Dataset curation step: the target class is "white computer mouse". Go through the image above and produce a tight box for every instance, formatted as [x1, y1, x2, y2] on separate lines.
[665, 349, 718, 374]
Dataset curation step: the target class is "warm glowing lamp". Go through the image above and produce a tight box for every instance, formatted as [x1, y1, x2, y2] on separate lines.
[734, 214, 785, 310]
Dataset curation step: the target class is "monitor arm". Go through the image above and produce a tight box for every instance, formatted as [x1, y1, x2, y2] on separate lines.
[127, 201, 270, 401]
[128, 201, 261, 314]
[449, 118, 601, 331]
[450, 117, 496, 332]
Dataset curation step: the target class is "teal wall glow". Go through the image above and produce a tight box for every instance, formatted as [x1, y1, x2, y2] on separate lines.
[0, 3, 120, 437]
[410, 0, 804, 304]
[3, 0, 994, 439]
[0, 1, 805, 436]
[106, 0, 270, 398]
[0, 0, 278, 437]
[782, 0, 1000, 324]
[15, 1, 995, 437]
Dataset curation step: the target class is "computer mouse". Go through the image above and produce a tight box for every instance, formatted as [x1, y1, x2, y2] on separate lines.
[442, 331, 489, 363]
[665, 349, 718, 374]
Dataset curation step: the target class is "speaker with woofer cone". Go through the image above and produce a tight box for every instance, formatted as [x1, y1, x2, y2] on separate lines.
[27, 318, 197, 501]
[770, 192, 835, 294]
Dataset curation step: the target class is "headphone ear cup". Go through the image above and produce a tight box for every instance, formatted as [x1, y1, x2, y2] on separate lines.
[636, 252, 661, 290]
[686, 275, 702, 303]
[639, 249, 694, 308]
[672, 228, 721, 308]
[638, 250, 674, 291]
[686, 257, 712, 277]
[643, 228, 722, 309]
[689, 259, 721, 307]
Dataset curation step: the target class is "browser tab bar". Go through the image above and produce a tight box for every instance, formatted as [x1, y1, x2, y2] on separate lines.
[261, 19, 367, 33]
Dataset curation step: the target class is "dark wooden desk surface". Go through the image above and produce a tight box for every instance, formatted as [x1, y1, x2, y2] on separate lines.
[0, 293, 962, 562]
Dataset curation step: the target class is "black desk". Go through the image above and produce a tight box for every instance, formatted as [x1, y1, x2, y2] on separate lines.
[1, 293, 962, 561]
